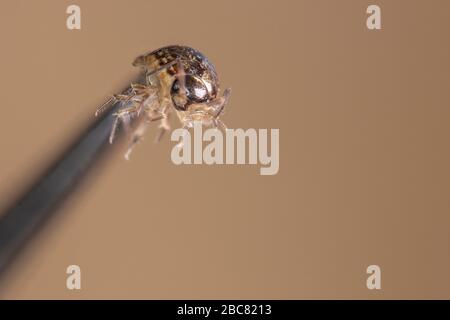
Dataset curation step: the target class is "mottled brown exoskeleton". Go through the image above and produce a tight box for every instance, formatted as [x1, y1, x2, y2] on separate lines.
[95, 45, 231, 159]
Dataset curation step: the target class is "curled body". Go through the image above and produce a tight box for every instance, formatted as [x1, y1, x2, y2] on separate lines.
[96, 45, 231, 159]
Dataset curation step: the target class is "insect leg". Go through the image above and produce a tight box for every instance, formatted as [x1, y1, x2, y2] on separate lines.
[174, 60, 188, 108]
[124, 120, 150, 160]
[109, 112, 133, 144]
[109, 101, 143, 143]
[213, 118, 227, 131]
[95, 93, 136, 117]
[145, 112, 164, 123]
[175, 120, 193, 149]
[154, 111, 171, 143]
[145, 60, 178, 78]
[209, 87, 232, 118]
[136, 88, 158, 116]
[145, 59, 188, 110]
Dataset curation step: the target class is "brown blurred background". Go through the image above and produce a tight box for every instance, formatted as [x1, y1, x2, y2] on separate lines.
[0, 0, 449, 299]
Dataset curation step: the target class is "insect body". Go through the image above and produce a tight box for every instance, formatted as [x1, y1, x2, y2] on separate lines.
[96, 45, 231, 159]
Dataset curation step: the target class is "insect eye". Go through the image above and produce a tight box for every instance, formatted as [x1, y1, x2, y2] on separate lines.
[171, 75, 208, 111]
